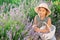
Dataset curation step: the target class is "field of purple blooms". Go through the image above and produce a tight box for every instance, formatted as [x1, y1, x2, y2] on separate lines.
[0, 0, 60, 40]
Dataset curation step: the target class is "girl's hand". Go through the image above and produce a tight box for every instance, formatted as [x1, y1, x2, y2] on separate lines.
[34, 27, 40, 33]
[32, 25, 40, 33]
[32, 25, 37, 28]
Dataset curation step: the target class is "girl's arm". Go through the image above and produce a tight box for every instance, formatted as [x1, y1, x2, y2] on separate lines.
[45, 17, 51, 32]
[33, 17, 51, 33]
[32, 15, 38, 27]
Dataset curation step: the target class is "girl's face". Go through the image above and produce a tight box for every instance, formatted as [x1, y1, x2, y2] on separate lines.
[38, 7, 47, 17]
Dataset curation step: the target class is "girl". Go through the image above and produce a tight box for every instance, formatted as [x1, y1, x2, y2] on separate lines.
[24, 3, 56, 40]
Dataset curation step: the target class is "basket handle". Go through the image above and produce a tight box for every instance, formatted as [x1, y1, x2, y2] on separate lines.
[43, 22, 51, 32]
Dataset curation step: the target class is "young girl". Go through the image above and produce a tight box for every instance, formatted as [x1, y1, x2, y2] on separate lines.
[24, 3, 56, 40]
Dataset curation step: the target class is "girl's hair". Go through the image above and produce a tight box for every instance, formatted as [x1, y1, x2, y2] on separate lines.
[38, 7, 49, 17]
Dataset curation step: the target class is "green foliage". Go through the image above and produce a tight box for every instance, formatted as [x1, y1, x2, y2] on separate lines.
[28, 7, 37, 21]
[51, 1, 60, 24]
[0, 0, 21, 5]
[0, 18, 25, 40]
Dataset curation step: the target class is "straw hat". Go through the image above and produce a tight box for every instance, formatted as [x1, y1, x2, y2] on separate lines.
[34, 3, 51, 17]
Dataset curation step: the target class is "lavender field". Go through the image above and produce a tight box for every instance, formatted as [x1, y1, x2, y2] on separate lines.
[0, 0, 60, 40]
